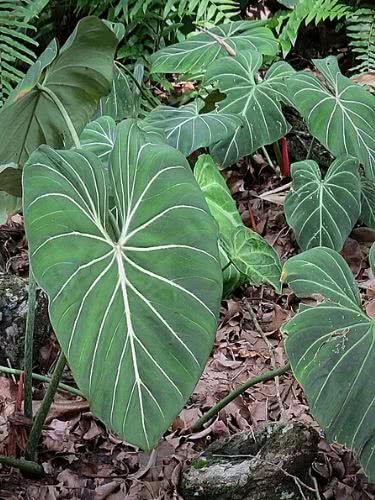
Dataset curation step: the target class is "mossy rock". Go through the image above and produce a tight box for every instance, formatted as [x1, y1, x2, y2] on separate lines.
[180, 422, 319, 500]
[0, 273, 51, 369]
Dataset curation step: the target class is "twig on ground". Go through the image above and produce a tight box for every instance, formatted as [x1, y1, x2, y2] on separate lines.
[243, 298, 287, 420]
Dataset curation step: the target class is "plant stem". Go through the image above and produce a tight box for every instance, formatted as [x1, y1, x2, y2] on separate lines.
[37, 84, 81, 148]
[261, 146, 274, 168]
[306, 137, 316, 160]
[191, 363, 291, 432]
[0, 455, 43, 476]
[0, 365, 83, 397]
[24, 271, 37, 420]
[26, 352, 67, 461]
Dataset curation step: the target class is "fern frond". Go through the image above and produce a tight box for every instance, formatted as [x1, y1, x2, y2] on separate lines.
[276, 0, 353, 55]
[347, 7, 375, 74]
[0, 0, 41, 106]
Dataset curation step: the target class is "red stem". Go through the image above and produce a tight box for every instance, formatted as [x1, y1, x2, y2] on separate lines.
[280, 137, 290, 177]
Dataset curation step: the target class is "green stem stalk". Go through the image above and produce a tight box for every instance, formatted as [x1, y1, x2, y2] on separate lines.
[0, 365, 83, 397]
[37, 84, 80, 148]
[306, 137, 316, 160]
[261, 146, 274, 168]
[192, 363, 291, 432]
[24, 271, 37, 420]
[0, 455, 43, 476]
[26, 352, 67, 461]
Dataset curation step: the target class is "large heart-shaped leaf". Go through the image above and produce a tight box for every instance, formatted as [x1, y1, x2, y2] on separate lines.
[288, 56, 375, 180]
[282, 247, 375, 481]
[361, 178, 375, 230]
[194, 154, 282, 294]
[284, 156, 361, 251]
[0, 17, 118, 166]
[145, 99, 241, 157]
[204, 51, 294, 166]
[24, 120, 222, 450]
[80, 116, 117, 167]
[150, 21, 279, 75]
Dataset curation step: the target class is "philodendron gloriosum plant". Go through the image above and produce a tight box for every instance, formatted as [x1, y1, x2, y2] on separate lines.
[2, 11, 375, 482]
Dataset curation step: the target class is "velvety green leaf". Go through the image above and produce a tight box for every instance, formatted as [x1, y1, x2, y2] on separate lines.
[80, 116, 117, 167]
[194, 155, 245, 295]
[150, 21, 279, 75]
[97, 63, 134, 121]
[194, 154, 242, 239]
[204, 51, 294, 166]
[0, 17, 118, 166]
[361, 178, 375, 230]
[289, 56, 375, 180]
[24, 120, 222, 450]
[0, 163, 22, 197]
[226, 226, 282, 291]
[103, 21, 125, 41]
[282, 247, 375, 482]
[145, 99, 241, 157]
[194, 154, 281, 294]
[285, 156, 361, 251]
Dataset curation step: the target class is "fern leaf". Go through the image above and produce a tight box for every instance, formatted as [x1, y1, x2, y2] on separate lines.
[277, 0, 353, 56]
[0, 0, 40, 106]
[347, 8, 375, 74]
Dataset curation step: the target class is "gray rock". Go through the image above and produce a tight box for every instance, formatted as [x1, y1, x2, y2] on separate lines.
[0, 273, 51, 368]
[180, 422, 319, 500]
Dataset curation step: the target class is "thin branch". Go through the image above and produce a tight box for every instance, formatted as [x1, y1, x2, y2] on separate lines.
[0, 456, 43, 476]
[0, 365, 83, 397]
[191, 363, 290, 432]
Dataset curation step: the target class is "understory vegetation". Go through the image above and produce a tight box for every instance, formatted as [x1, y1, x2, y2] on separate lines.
[0, 0, 375, 496]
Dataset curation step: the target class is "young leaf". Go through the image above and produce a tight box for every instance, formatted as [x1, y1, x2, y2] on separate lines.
[194, 154, 282, 293]
[0, 17, 118, 166]
[24, 120, 222, 451]
[145, 99, 241, 157]
[204, 51, 294, 166]
[288, 56, 375, 180]
[361, 178, 375, 230]
[97, 63, 134, 121]
[80, 116, 117, 167]
[150, 21, 279, 75]
[226, 226, 282, 292]
[282, 247, 375, 482]
[284, 156, 361, 251]
[194, 154, 245, 296]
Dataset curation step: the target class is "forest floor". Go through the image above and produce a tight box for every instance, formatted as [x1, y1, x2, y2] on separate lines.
[0, 154, 374, 499]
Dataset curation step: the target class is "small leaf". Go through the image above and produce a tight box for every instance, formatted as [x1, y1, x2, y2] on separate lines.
[284, 156, 361, 251]
[0, 163, 22, 197]
[80, 116, 117, 167]
[361, 178, 375, 230]
[97, 63, 134, 121]
[145, 99, 241, 157]
[204, 51, 294, 166]
[194, 154, 242, 239]
[226, 226, 282, 292]
[282, 247, 375, 481]
[150, 20, 279, 75]
[289, 56, 375, 180]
